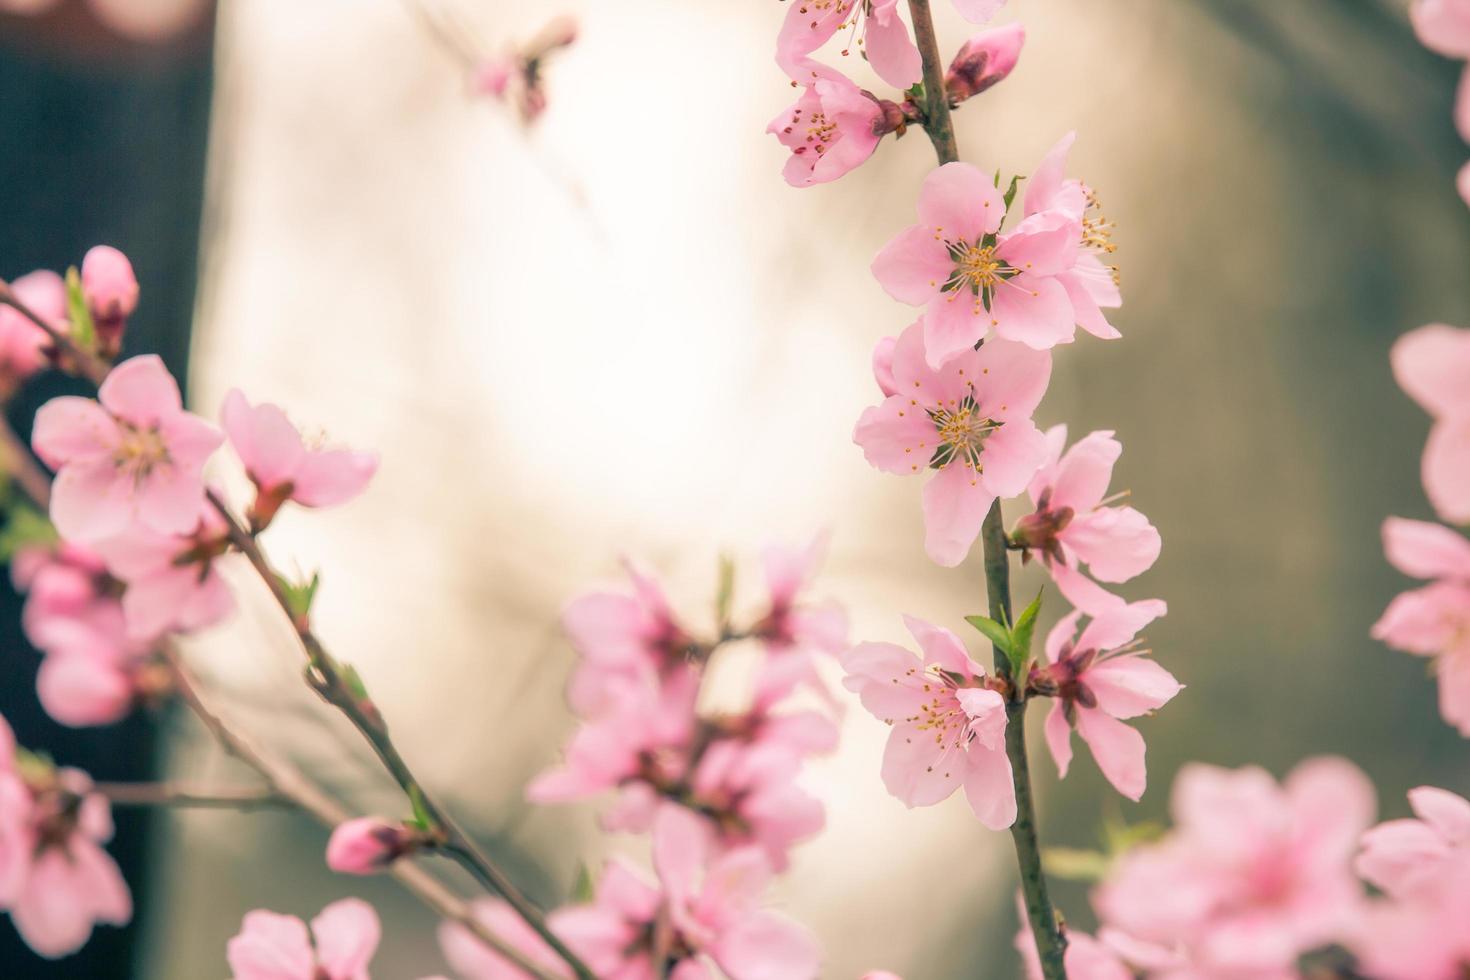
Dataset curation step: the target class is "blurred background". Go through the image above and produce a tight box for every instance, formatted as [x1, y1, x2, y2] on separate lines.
[2, 0, 1468, 976]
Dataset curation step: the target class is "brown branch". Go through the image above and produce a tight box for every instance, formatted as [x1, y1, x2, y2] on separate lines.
[92, 782, 291, 810]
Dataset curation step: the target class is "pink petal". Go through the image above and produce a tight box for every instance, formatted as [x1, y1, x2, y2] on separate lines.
[1076, 597, 1166, 652]
[1382, 516, 1470, 581]
[880, 720, 966, 807]
[11, 850, 102, 958]
[1084, 657, 1181, 720]
[1391, 323, 1470, 419]
[960, 737, 1017, 829]
[988, 274, 1076, 350]
[1412, 0, 1470, 57]
[652, 804, 710, 906]
[1048, 563, 1125, 616]
[31, 396, 117, 468]
[902, 614, 977, 676]
[291, 449, 378, 508]
[1355, 819, 1452, 897]
[97, 354, 180, 427]
[1409, 785, 1470, 843]
[598, 859, 663, 923]
[979, 417, 1048, 499]
[1042, 609, 1082, 665]
[1044, 430, 1120, 513]
[1283, 756, 1377, 871]
[1061, 272, 1122, 341]
[923, 291, 988, 369]
[159, 408, 225, 466]
[997, 212, 1081, 277]
[840, 641, 932, 720]
[871, 224, 952, 306]
[438, 898, 568, 980]
[863, 5, 922, 88]
[50, 460, 134, 543]
[135, 464, 208, 537]
[227, 909, 316, 980]
[1043, 700, 1073, 778]
[1023, 131, 1078, 217]
[710, 910, 822, 980]
[1372, 582, 1470, 655]
[1064, 507, 1161, 583]
[1437, 649, 1470, 736]
[1424, 418, 1470, 524]
[890, 318, 981, 409]
[221, 389, 305, 489]
[1076, 707, 1147, 801]
[972, 337, 1052, 421]
[311, 897, 380, 980]
[36, 654, 134, 727]
[917, 162, 1005, 243]
[871, 335, 899, 397]
[853, 396, 937, 476]
[921, 460, 993, 567]
[762, 532, 826, 610]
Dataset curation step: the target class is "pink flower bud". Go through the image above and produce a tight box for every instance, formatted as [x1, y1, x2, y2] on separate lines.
[81, 245, 138, 357]
[326, 816, 417, 875]
[944, 22, 1024, 104]
[472, 57, 514, 98]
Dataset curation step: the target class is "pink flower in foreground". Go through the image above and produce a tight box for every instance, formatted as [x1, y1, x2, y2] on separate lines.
[768, 67, 898, 188]
[0, 717, 131, 959]
[872, 162, 1080, 362]
[1372, 517, 1470, 735]
[221, 388, 378, 529]
[1016, 426, 1161, 595]
[852, 321, 1050, 566]
[944, 23, 1024, 104]
[776, 0, 921, 90]
[80, 245, 137, 355]
[91, 504, 235, 641]
[1093, 757, 1374, 977]
[33, 354, 222, 542]
[1034, 597, 1178, 801]
[1351, 786, 1470, 980]
[841, 616, 1016, 828]
[0, 269, 62, 385]
[1391, 323, 1470, 523]
[227, 898, 380, 980]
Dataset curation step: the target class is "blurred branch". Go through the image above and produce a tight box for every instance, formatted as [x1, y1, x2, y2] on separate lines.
[93, 782, 291, 810]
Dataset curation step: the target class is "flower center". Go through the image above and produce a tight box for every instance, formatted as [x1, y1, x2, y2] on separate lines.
[113, 422, 169, 480]
[927, 394, 999, 471]
[786, 107, 839, 157]
[944, 241, 1011, 298]
[1081, 188, 1121, 287]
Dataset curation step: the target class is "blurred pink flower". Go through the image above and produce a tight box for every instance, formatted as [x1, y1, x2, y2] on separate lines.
[439, 898, 570, 979]
[80, 245, 137, 354]
[1035, 597, 1178, 801]
[326, 817, 417, 876]
[841, 616, 1016, 828]
[871, 334, 899, 396]
[1372, 517, 1470, 735]
[944, 23, 1024, 103]
[1413, 0, 1470, 57]
[768, 68, 892, 188]
[1093, 757, 1374, 976]
[1391, 323, 1470, 523]
[1018, 426, 1161, 593]
[1357, 785, 1470, 899]
[33, 354, 222, 542]
[872, 162, 1080, 363]
[227, 897, 380, 980]
[775, 0, 921, 89]
[852, 321, 1050, 566]
[91, 504, 234, 641]
[0, 269, 62, 385]
[221, 388, 378, 528]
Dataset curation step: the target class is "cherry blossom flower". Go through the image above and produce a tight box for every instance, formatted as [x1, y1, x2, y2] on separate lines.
[841, 615, 1016, 828]
[32, 354, 222, 542]
[1390, 324, 1470, 523]
[226, 898, 380, 980]
[752, 533, 848, 655]
[90, 503, 235, 641]
[768, 67, 900, 188]
[0, 269, 62, 387]
[1357, 785, 1470, 900]
[776, 0, 921, 90]
[852, 321, 1051, 566]
[1371, 517, 1470, 734]
[872, 162, 1081, 363]
[220, 389, 378, 529]
[1033, 597, 1178, 801]
[944, 23, 1025, 104]
[0, 717, 131, 959]
[1093, 757, 1374, 976]
[1015, 426, 1161, 596]
[80, 245, 137, 356]
[1021, 132, 1123, 342]
[439, 898, 569, 979]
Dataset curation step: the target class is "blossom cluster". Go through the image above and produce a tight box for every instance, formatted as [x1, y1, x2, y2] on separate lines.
[1411, 0, 1470, 204]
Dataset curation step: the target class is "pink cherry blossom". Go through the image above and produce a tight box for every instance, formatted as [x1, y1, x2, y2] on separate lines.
[871, 334, 899, 396]
[775, 0, 921, 90]
[326, 818, 417, 875]
[754, 532, 848, 654]
[1016, 426, 1161, 593]
[0, 269, 62, 385]
[1372, 517, 1470, 735]
[80, 245, 137, 354]
[1034, 597, 1178, 801]
[227, 897, 380, 980]
[1390, 323, 1470, 523]
[90, 504, 235, 641]
[32, 354, 222, 542]
[852, 321, 1051, 566]
[1021, 132, 1123, 341]
[439, 898, 570, 979]
[0, 725, 131, 959]
[841, 615, 1016, 828]
[221, 389, 378, 528]
[1357, 785, 1470, 900]
[768, 67, 895, 188]
[1093, 757, 1374, 976]
[944, 23, 1024, 104]
[871, 163, 1080, 362]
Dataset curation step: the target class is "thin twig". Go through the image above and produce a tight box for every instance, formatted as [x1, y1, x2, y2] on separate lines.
[92, 782, 291, 810]
[902, 1, 1068, 977]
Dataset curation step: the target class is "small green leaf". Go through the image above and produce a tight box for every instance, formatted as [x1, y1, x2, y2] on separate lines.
[277, 570, 321, 621]
[904, 83, 925, 102]
[339, 663, 370, 703]
[1008, 589, 1044, 678]
[714, 554, 735, 627]
[1002, 174, 1024, 210]
[571, 863, 596, 903]
[1103, 817, 1165, 855]
[0, 503, 57, 563]
[407, 784, 433, 831]
[964, 614, 1011, 658]
[1043, 847, 1112, 883]
[64, 266, 96, 349]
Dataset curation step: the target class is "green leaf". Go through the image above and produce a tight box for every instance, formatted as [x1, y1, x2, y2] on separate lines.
[277, 571, 321, 621]
[1103, 817, 1165, 855]
[407, 784, 433, 832]
[964, 614, 1012, 659]
[339, 663, 371, 703]
[714, 554, 735, 627]
[1008, 589, 1044, 678]
[571, 863, 596, 904]
[1042, 847, 1112, 883]
[64, 266, 95, 349]
[0, 503, 58, 564]
[1002, 174, 1024, 210]
[904, 83, 925, 102]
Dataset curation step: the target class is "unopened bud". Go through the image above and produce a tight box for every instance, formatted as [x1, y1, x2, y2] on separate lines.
[80, 245, 138, 357]
[944, 23, 1024, 105]
[326, 816, 424, 875]
[867, 95, 908, 137]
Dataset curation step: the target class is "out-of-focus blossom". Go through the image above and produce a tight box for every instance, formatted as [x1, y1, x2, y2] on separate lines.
[944, 23, 1024, 104]
[1093, 757, 1375, 977]
[852, 321, 1050, 566]
[1016, 426, 1161, 601]
[226, 897, 380, 980]
[439, 898, 568, 979]
[1372, 517, 1470, 735]
[91, 503, 235, 641]
[1391, 324, 1470, 523]
[0, 269, 62, 388]
[1034, 597, 1178, 801]
[0, 715, 131, 959]
[326, 817, 423, 876]
[32, 354, 222, 542]
[471, 16, 577, 125]
[776, 0, 921, 90]
[220, 388, 378, 530]
[841, 615, 1016, 828]
[768, 67, 902, 188]
[80, 245, 136, 357]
